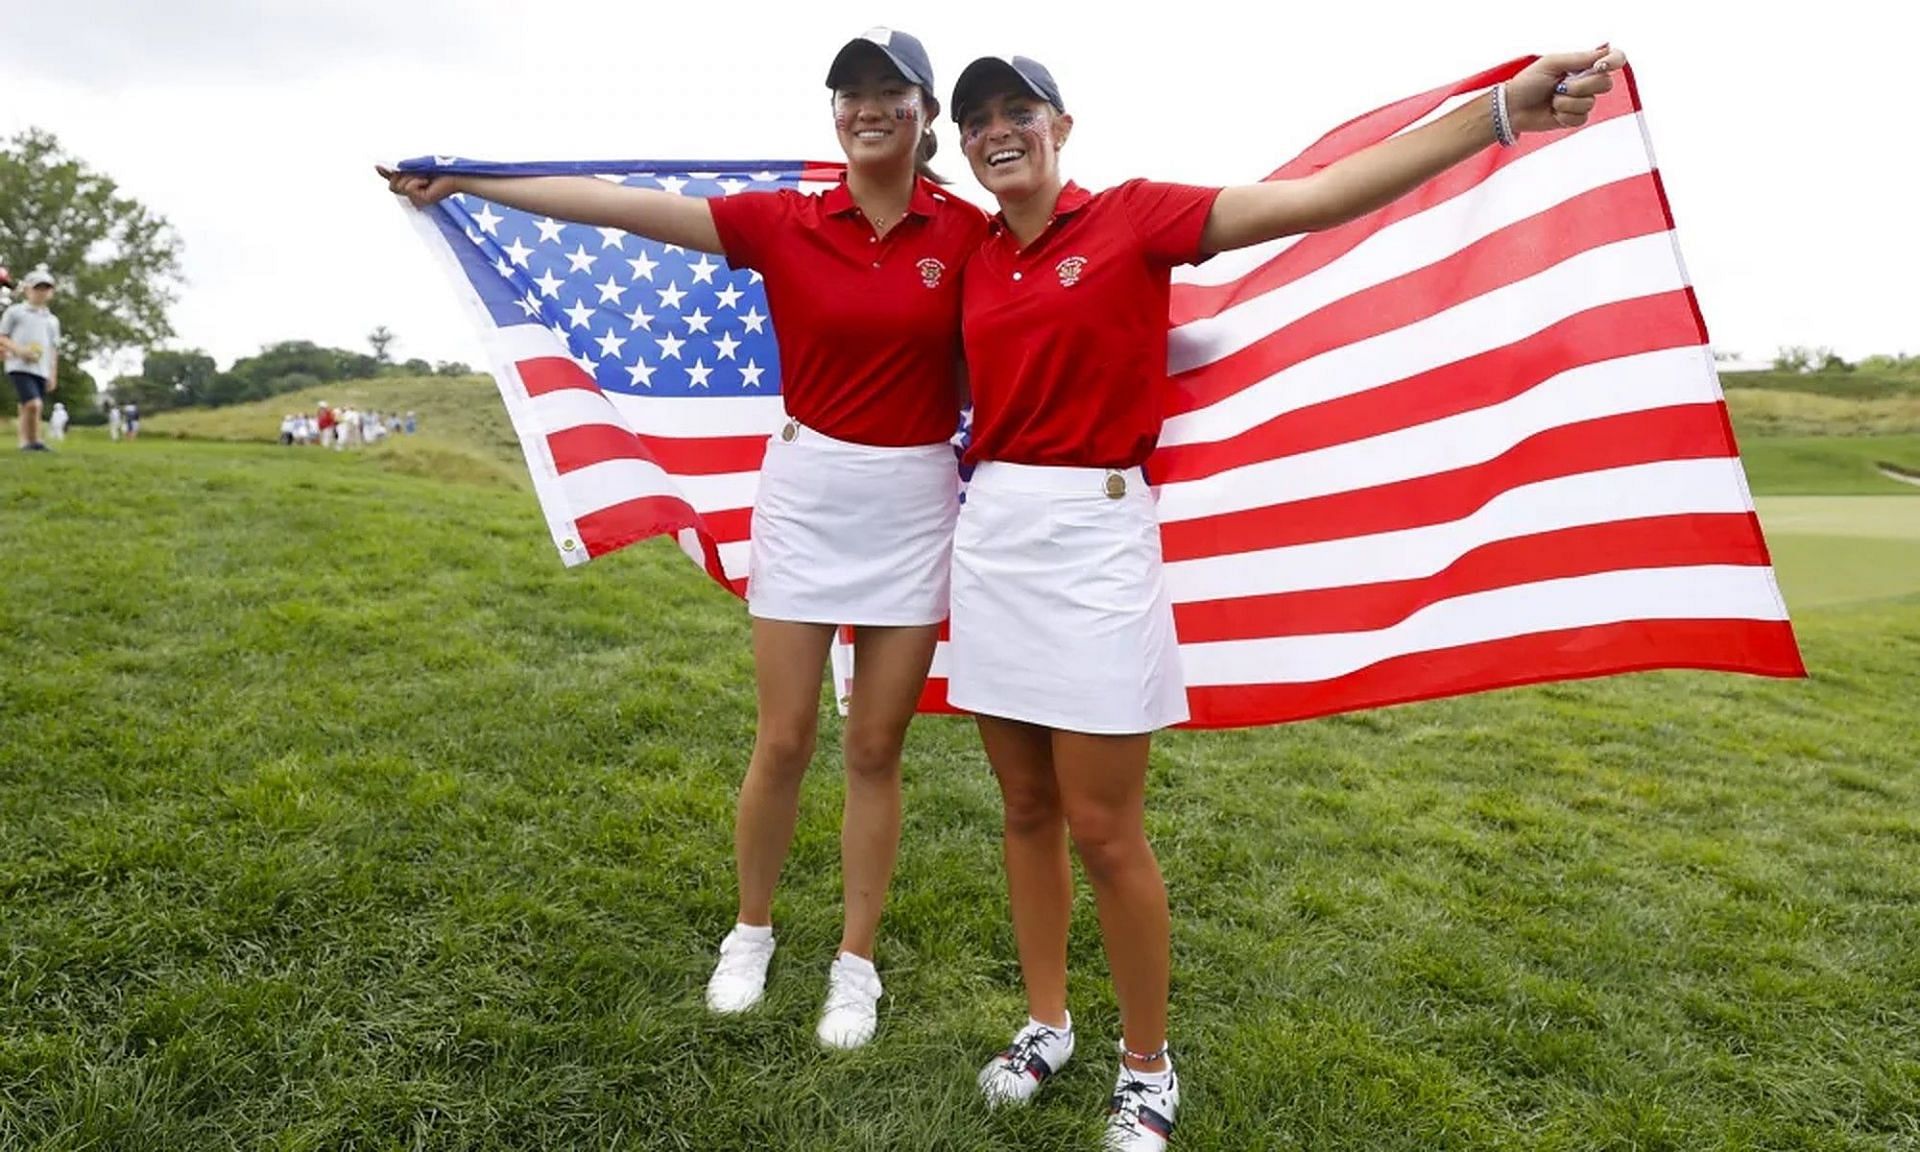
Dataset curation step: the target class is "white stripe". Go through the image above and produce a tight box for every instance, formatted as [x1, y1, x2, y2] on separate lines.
[716, 538, 751, 576]
[1154, 347, 1718, 523]
[1179, 565, 1789, 687]
[1159, 232, 1689, 449]
[1167, 115, 1653, 375]
[527, 387, 784, 440]
[1171, 90, 1499, 291]
[1164, 458, 1756, 600]
[558, 457, 760, 520]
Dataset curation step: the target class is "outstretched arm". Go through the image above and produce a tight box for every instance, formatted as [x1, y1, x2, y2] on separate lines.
[1200, 46, 1624, 254]
[377, 168, 725, 255]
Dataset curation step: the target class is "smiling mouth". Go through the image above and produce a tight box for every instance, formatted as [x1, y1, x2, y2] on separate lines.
[987, 148, 1026, 167]
[854, 128, 892, 141]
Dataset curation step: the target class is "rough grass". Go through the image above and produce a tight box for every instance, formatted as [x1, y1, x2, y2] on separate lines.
[1, 435, 1915, 1150]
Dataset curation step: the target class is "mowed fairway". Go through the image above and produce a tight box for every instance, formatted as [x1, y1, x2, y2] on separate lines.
[2, 430, 1916, 1151]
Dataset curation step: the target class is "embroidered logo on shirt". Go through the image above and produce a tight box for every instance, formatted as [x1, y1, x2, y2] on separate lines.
[1056, 256, 1088, 287]
[917, 258, 946, 288]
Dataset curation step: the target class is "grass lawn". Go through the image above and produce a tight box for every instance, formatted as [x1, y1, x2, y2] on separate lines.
[1, 424, 1915, 1150]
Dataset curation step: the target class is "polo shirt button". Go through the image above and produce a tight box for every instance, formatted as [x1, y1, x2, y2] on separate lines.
[868, 237, 876, 243]
[1012, 271, 1023, 281]
[872, 261, 881, 268]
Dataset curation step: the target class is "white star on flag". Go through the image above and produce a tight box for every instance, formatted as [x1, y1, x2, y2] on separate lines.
[626, 357, 655, 387]
[533, 268, 565, 298]
[689, 255, 720, 284]
[656, 281, 687, 309]
[657, 175, 688, 194]
[596, 226, 626, 249]
[564, 298, 596, 328]
[683, 309, 712, 334]
[595, 330, 627, 359]
[686, 359, 713, 388]
[565, 245, 596, 273]
[503, 237, 534, 267]
[473, 203, 503, 235]
[714, 283, 744, 309]
[596, 276, 626, 304]
[535, 216, 566, 244]
[627, 251, 658, 281]
[626, 302, 654, 331]
[739, 359, 764, 388]
[740, 306, 767, 334]
[655, 332, 685, 360]
[714, 332, 741, 360]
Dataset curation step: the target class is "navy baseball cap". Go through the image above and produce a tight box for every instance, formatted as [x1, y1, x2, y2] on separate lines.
[826, 27, 935, 94]
[951, 56, 1065, 123]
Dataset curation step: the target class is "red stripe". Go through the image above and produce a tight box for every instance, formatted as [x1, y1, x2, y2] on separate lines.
[1179, 618, 1805, 728]
[1172, 514, 1773, 643]
[1166, 175, 1670, 417]
[1170, 88, 1638, 326]
[517, 356, 596, 397]
[1157, 404, 1740, 561]
[1151, 291, 1705, 485]
[1265, 57, 1532, 182]
[546, 423, 770, 477]
[575, 495, 702, 558]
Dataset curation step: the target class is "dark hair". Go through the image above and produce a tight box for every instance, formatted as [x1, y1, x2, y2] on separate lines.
[916, 109, 948, 185]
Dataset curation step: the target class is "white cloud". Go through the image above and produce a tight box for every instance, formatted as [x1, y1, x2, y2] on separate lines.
[2, 0, 1912, 375]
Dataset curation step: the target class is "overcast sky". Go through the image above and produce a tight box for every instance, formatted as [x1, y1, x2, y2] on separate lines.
[5, 1, 1911, 377]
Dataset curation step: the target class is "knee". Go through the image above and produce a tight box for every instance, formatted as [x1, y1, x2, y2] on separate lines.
[1066, 808, 1148, 883]
[1001, 784, 1063, 839]
[753, 720, 816, 778]
[842, 726, 902, 785]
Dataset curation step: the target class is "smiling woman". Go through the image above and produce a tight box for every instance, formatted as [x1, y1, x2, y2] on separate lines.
[377, 25, 988, 1059]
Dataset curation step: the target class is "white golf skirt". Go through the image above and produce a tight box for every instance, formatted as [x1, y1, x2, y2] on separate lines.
[947, 461, 1189, 735]
[746, 419, 960, 627]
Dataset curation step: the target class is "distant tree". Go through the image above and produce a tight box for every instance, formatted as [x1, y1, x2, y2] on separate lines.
[0, 128, 184, 373]
[434, 360, 475, 377]
[1772, 346, 1813, 373]
[368, 325, 396, 364]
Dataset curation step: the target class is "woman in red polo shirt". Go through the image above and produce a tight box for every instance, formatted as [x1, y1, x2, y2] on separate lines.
[947, 48, 1625, 1150]
[383, 28, 986, 1051]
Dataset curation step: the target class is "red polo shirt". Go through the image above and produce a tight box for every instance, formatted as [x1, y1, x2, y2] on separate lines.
[709, 177, 987, 447]
[961, 179, 1222, 469]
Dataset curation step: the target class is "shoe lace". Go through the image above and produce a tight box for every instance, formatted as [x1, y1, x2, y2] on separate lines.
[1108, 1074, 1160, 1137]
[1001, 1024, 1060, 1071]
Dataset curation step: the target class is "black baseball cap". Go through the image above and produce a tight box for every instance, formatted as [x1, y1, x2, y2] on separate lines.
[951, 56, 1065, 123]
[826, 27, 936, 93]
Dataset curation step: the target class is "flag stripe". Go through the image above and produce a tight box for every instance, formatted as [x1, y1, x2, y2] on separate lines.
[1158, 406, 1739, 559]
[1179, 565, 1787, 686]
[1165, 458, 1757, 597]
[1149, 291, 1704, 484]
[1157, 349, 1724, 525]
[1170, 94, 1639, 307]
[1178, 619, 1805, 727]
[1171, 512, 1771, 642]
[1166, 231, 1691, 428]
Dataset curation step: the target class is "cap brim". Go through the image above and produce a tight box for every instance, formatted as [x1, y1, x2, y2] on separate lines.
[825, 39, 924, 90]
[951, 57, 1049, 122]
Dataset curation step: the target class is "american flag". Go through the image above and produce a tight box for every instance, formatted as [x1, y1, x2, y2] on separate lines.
[399, 59, 1805, 729]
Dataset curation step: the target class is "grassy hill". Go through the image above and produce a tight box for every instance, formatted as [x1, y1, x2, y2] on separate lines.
[1, 426, 1915, 1149]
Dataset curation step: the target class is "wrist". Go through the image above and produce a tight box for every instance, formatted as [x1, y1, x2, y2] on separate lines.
[1490, 83, 1517, 147]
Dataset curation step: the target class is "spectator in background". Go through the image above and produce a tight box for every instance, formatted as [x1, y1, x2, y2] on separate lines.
[0, 267, 62, 452]
[123, 402, 140, 440]
[280, 413, 297, 445]
[107, 403, 124, 441]
[404, 411, 417, 435]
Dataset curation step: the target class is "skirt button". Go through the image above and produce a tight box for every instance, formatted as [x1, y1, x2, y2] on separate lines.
[1104, 471, 1127, 499]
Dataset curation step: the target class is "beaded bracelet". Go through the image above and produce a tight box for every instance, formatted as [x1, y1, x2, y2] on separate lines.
[1491, 82, 1517, 147]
